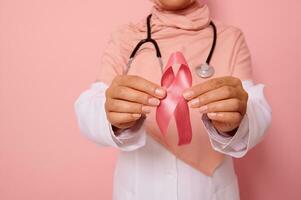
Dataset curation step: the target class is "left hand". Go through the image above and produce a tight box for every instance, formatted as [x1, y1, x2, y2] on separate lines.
[182, 76, 248, 136]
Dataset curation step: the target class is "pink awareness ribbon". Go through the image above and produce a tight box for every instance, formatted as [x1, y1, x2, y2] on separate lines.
[156, 52, 193, 146]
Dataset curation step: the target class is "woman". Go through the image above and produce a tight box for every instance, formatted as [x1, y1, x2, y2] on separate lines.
[74, 0, 272, 199]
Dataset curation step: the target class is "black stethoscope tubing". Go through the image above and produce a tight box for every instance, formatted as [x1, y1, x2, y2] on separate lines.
[125, 14, 217, 77]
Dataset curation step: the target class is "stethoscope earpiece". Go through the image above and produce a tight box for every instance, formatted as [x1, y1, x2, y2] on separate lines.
[125, 14, 217, 78]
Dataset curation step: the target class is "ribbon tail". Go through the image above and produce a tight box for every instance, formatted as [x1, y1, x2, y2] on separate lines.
[174, 98, 192, 145]
[156, 66, 177, 136]
[156, 103, 173, 136]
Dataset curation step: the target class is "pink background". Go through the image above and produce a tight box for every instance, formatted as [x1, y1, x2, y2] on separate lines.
[0, 0, 300, 199]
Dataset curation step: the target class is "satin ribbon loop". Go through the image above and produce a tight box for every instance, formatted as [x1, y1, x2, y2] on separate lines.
[156, 52, 193, 145]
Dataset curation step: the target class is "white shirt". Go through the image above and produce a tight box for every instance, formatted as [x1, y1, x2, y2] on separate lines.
[74, 80, 272, 200]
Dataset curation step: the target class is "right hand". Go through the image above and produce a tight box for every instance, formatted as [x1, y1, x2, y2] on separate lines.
[105, 75, 166, 131]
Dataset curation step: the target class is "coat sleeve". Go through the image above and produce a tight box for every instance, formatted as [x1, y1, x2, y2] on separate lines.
[203, 29, 272, 158]
[74, 26, 147, 151]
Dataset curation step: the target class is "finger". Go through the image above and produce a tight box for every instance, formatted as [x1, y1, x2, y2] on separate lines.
[207, 112, 242, 123]
[183, 76, 241, 100]
[110, 86, 160, 106]
[113, 121, 137, 130]
[199, 98, 244, 115]
[106, 98, 152, 114]
[112, 115, 147, 130]
[211, 121, 238, 135]
[188, 86, 238, 108]
[107, 112, 142, 125]
[115, 75, 166, 99]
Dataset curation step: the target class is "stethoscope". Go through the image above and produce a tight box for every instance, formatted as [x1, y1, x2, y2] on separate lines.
[125, 14, 217, 78]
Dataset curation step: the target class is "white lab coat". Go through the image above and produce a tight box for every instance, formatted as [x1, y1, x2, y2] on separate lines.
[74, 79, 271, 200]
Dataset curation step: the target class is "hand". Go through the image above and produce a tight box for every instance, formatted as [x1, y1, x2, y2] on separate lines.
[182, 76, 248, 135]
[105, 75, 166, 132]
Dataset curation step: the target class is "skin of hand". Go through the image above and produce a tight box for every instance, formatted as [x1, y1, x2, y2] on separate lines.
[157, 0, 196, 10]
[182, 76, 248, 136]
[105, 75, 166, 134]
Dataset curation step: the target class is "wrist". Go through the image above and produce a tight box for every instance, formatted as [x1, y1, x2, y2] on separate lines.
[112, 125, 126, 137]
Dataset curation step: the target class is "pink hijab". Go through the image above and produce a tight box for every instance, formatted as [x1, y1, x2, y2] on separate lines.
[98, 0, 252, 176]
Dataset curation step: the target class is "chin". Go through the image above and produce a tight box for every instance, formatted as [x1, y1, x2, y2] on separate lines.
[159, 0, 194, 10]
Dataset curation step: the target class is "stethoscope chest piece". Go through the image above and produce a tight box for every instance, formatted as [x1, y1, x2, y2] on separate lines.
[195, 63, 215, 78]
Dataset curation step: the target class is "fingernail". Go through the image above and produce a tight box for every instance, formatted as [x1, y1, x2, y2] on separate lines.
[148, 98, 160, 106]
[207, 112, 217, 118]
[189, 98, 200, 107]
[132, 113, 141, 118]
[183, 90, 194, 99]
[199, 105, 208, 113]
[142, 106, 151, 114]
[155, 88, 166, 97]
